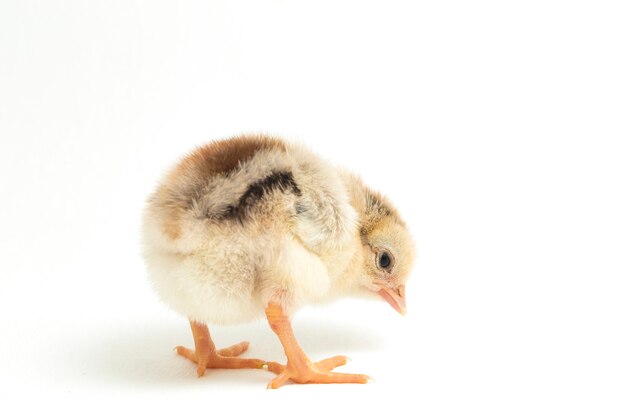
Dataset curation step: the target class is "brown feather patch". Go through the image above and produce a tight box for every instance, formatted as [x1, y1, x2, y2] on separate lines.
[178, 135, 286, 179]
[154, 135, 287, 240]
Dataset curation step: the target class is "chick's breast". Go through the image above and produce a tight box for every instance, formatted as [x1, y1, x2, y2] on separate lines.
[141, 136, 358, 324]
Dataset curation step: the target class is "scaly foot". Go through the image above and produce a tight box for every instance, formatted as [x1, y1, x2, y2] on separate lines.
[265, 354, 371, 388]
[177, 321, 266, 376]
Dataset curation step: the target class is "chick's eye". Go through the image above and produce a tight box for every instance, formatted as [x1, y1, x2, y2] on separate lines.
[378, 251, 392, 270]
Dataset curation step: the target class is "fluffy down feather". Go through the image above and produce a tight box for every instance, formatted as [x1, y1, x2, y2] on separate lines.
[142, 134, 414, 324]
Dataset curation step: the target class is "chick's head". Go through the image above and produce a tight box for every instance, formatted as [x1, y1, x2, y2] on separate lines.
[357, 189, 415, 315]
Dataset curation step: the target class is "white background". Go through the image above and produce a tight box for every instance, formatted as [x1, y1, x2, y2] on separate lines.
[1, 0, 625, 415]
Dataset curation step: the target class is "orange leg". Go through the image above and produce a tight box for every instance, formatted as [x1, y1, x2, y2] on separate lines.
[264, 302, 371, 389]
[175, 320, 266, 377]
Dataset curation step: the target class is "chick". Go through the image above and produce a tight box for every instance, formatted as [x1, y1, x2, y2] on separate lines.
[142, 134, 415, 388]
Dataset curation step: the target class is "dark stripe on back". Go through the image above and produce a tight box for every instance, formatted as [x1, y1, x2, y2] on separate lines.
[224, 171, 301, 221]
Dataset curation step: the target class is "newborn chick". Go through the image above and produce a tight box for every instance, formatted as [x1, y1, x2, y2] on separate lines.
[142, 134, 415, 388]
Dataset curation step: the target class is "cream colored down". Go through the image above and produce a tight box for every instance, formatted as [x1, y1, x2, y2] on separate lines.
[142, 136, 415, 325]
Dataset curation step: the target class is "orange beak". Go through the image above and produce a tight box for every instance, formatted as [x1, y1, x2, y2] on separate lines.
[377, 284, 406, 315]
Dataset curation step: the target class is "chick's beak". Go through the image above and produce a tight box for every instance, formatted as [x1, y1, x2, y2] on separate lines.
[377, 284, 406, 315]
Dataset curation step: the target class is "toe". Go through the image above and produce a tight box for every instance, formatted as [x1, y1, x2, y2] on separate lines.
[315, 355, 349, 371]
[196, 363, 207, 377]
[211, 357, 266, 370]
[217, 341, 250, 357]
[265, 361, 286, 374]
[313, 371, 371, 384]
[175, 346, 197, 362]
[267, 371, 291, 389]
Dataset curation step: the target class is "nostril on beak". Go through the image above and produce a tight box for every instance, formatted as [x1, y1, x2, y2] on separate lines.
[398, 285, 406, 299]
